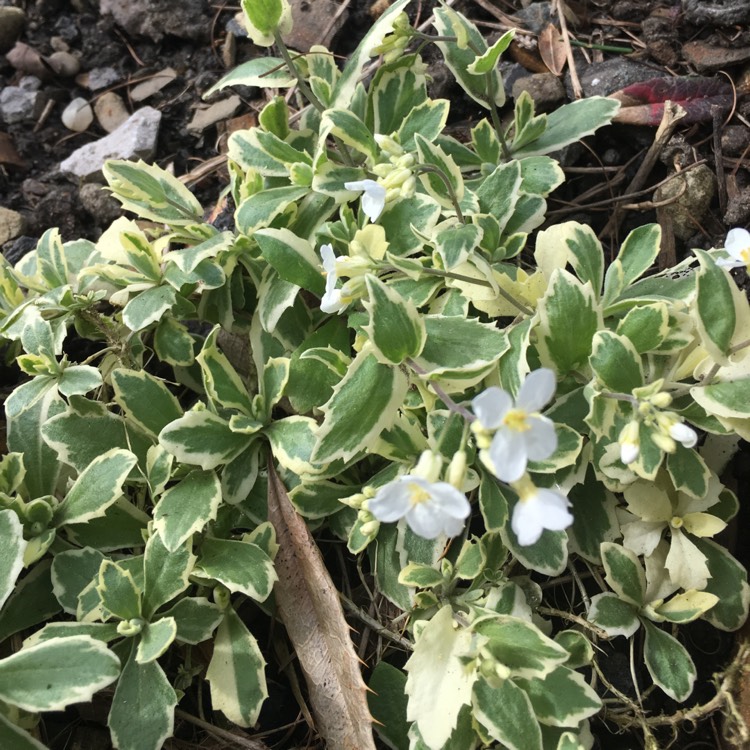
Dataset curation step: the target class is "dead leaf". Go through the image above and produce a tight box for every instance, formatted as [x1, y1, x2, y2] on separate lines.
[611, 76, 733, 125]
[538, 23, 567, 76]
[266, 462, 376, 750]
[129, 67, 178, 102]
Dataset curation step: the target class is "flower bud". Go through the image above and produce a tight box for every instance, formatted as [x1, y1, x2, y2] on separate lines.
[413, 450, 444, 483]
[669, 420, 698, 448]
[374, 133, 403, 157]
[649, 391, 672, 409]
[447, 450, 468, 489]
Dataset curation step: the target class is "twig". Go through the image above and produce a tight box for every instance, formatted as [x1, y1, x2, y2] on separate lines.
[175, 708, 270, 749]
[537, 606, 611, 640]
[601, 101, 687, 240]
[340, 594, 414, 651]
[553, 0, 582, 98]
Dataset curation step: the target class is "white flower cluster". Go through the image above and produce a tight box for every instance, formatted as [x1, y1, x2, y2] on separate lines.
[718, 227, 750, 271]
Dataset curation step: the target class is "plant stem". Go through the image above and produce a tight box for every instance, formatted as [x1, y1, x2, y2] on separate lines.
[415, 165, 464, 222]
[407, 359, 476, 422]
[273, 31, 326, 114]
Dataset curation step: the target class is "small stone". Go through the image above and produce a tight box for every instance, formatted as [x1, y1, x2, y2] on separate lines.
[60, 106, 162, 181]
[62, 98, 94, 132]
[724, 188, 750, 227]
[129, 67, 177, 102]
[50, 36, 70, 52]
[48, 50, 81, 77]
[682, 0, 750, 26]
[79, 66, 121, 91]
[721, 125, 750, 157]
[94, 91, 130, 133]
[6, 41, 48, 78]
[187, 96, 241, 133]
[683, 40, 750, 73]
[571, 58, 665, 99]
[0, 78, 46, 124]
[0, 207, 26, 246]
[100, 0, 210, 42]
[512, 73, 565, 112]
[0, 131, 26, 169]
[79, 183, 123, 225]
[653, 164, 716, 240]
[0, 6, 26, 54]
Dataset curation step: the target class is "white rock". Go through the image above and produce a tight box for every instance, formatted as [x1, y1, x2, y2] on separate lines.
[62, 97, 94, 132]
[0, 207, 26, 246]
[60, 106, 162, 180]
[93, 91, 129, 133]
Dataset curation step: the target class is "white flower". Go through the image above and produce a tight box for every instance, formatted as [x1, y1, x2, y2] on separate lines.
[669, 420, 698, 449]
[717, 227, 750, 270]
[368, 475, 471, 539]
[344, 179, 386, 222]
[471, 369, 558, 483]
[320, 244, 347, 314]
[618, 420, 640, 465]
[511, 480, 573, 546]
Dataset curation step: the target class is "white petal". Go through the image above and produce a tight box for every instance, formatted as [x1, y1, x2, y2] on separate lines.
[369, 479, 412, 522]
[320, 286, 345, 314]
[517, 368, 556, 412]
[320, 243, 336, 273]
[440, 514, 466, 538]
[429, 482, 471, 518]
[669, 421, 697, 448]
[535, 488, 573, 531]
[524, 416, 557, 461]
[344, 179, 386, 222]
[620, 441, 640, 465]
[716, 256, 744, 269]
[724, 227, 750, 260]
[472, 387, 512, 429]
[407, 502, 445, 539]
[511, 500, 544, 546]
[488, 428, 527, 483]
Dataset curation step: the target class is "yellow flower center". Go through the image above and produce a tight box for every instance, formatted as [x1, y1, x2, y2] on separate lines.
[408, 484, 431, 506]
[741, 246, 750, 266]
[503, 409, 530, 432]
[670, 516, 684, 529]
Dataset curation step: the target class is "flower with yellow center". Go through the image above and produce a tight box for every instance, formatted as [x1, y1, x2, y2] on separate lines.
[510, 474, 573, 546]
[367, 475, 471, 539]
[471, 368, 558, 483]
[718, 227, 750, 270]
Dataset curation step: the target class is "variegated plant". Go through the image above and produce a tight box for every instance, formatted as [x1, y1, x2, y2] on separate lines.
[0, 1, 748, 748]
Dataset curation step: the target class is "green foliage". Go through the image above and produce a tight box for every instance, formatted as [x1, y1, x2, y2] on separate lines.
[0, 2, 747, 748]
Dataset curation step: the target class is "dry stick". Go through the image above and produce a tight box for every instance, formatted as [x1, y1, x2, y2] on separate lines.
[712, 104, 727, 215]
[554, 0, 582, 99]
[175, 708, 270, 749]
[601, 100, 687, 241]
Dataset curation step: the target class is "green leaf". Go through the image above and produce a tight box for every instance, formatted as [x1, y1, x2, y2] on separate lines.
[368, 662, 409, 750]
[693, 249, 736, 362]
[109, 644, 178, 750]
[539, 222, 604, 295]
[0, 510, 26, 611]
[153, 470, 221, 552]
[142, 533, 194, 620]
[364, 275, 426, 365]
[588, 593, 640, 638]
[97, 560, 141, 621]
[196, 538, 277, 602]
[25, 621, 119, 646]
[642, 619, 696, 701]
[67, 497, 149, 552]
[433, 222, 483, 270]
[154, 315, 195, 366]
[51, 548, 106, 614]
[468, 29, 514, 74]
[454, 537, 486, 580]
[0, 561, 61, 643]
[196, 327, 253, 415]
[433, 7, 504, 108]
[615, 303, 670, 353]
[475, 161, 522, 232]
[162, 597, 223, 644]
[602, 224, 661, 306]
[330, 0, 411, 110]
[589, 330, 643, 393]
[398, 99, 450, 152]
[601, 542, 646, 607]
[206, 606, 268, 727]
[112, 369, 184, 438]
[322, 108, 377, 159]
[159, 409, 252, 470]
[53, 448, 136, 527]
[122, 285, 178, 332]
[479, 471, 509, 531]
[414, 315, 508, 378]
[511, 97, 620, 157]
[204, 57, 295, 97]
[655, 590, 719, 624]
[236, 186, 308, 234]
[0, 636, 120, 712]
[526, 423, 583, 473]
[519, 156, 565, 196]
[691, 538, 750, 631]
[537, 269, 602, 375]
[6, 378, 65, 498]
[256, 227, 325, 295]
[57, 364, 102, 397]
[475, 616, 569, 678]
[0, 715, 46, 750]
[103, 160, 203, 225]
[312, 349, 408, 463]
[472, 676, 542, 750]
[136, 617, 177, 664]
[379, 195, 441, 256]
[666, 444, 710, 499]
[554, 630, 594, 669]
[691, 378, 750, 420]
[416, 134, 464, 209]
[567, 466, 619, 564]
[404, 606, 477, 749]
[515, 666, 601, 727]
[398, 562, 444, 588]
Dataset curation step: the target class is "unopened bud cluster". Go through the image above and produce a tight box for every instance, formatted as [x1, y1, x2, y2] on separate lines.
[372, 134, 417, 202]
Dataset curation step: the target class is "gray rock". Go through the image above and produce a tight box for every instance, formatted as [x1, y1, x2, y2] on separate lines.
[60, 106, 162, 180]
[0, 76, 46, 124]
[0, 6, 25, 53]
[512, 73, 565, 113]
[79, 182, 122, 225]
[568, 58, 666, 99]
[682, 0, 750, 25]
[0, 207, 26, 246]
[84, 66, 121, 91]
[99, 0, 209, 42]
